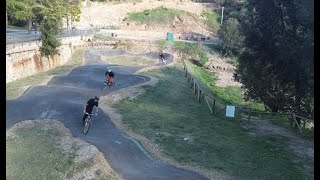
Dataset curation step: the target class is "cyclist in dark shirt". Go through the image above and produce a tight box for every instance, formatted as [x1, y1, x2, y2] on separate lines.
[159, 52, 166, 64]
[105, 67, 115, 85]
[82, 96, 99, 126]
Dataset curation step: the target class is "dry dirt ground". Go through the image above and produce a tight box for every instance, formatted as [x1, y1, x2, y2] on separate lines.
[75, 0, 219, 37]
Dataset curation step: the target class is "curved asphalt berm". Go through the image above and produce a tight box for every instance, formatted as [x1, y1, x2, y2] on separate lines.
[6, 49, 208, 180]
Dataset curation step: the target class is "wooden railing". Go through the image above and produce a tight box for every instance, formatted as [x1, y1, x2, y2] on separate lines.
[181, 58, 314, 134]
[182, 58, 226, 115]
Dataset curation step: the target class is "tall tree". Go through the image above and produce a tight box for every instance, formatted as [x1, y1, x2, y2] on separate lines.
[235, 0, 313, 117]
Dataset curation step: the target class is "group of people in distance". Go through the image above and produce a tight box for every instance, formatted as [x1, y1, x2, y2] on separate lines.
[82, 51, 166, 126]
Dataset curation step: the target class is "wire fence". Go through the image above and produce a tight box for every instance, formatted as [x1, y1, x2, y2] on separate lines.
[6, 29, 96, 45]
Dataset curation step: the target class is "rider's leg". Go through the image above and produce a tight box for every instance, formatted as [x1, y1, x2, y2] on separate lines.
[108, 76, 113, 85]
[82, 113, 88, 126]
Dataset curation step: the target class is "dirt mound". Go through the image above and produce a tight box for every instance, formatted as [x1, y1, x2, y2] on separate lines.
[6, 119, 122, 180]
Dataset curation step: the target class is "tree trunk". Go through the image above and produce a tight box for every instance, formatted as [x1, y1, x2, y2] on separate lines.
[28, 19, 32, 34]
[6, 11, 8, 28]
[67, 16, 69, 31]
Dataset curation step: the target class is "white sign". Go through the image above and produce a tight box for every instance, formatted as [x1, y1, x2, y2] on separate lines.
[226, 105, 235, 117]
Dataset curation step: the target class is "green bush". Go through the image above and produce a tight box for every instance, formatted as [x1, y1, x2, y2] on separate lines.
[126, 6, 188, 24]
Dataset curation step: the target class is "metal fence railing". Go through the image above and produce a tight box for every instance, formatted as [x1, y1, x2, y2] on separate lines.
[6, 29, 96, 45]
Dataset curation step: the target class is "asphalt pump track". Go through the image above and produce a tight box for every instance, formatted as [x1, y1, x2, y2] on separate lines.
[6, 49, 208, 180]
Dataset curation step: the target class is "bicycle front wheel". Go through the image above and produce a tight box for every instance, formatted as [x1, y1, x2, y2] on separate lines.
[83, 118, 90, 135]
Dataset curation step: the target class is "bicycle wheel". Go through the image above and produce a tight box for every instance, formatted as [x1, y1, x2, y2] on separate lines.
[101, 83, 107, 91]
[83, 117, 90, 134]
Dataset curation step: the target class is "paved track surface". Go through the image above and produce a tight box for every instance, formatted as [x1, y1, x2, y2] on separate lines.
[6, 49, 208, 180]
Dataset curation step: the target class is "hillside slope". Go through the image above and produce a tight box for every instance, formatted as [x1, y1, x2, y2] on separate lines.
[74, 1, 220, 36]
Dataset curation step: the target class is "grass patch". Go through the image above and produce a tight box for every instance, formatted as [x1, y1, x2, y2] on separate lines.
[155, 40, 169, 49]
[113, 66, 312, 179]
[6, 123, 76, 179]
[7, 25, 27, 30]
[204, 44, 223, 52]
[184, 59, 265, 110]
[101, 55, 158, 66]
[6, 120, 119, 179]
[173, 41, 200, 60]
[126, 6, 188, 24]
[201, 11, 221, 34]
[93, 34, 116, 41]
[6, 48, 85, 99]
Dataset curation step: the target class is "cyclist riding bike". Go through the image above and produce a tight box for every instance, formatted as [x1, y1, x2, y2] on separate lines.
[82, 96, 99, 126]
[159, 52, 166, 64]
[159, 52, 165, 62]
[105, 67, 115, 86]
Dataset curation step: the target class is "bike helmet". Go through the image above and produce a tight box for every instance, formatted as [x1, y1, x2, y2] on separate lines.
[94, 96, 99, 101]
[107, 68, 112, 73]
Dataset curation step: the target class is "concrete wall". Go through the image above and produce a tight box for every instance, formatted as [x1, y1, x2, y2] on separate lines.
[6, 35, 93, 83]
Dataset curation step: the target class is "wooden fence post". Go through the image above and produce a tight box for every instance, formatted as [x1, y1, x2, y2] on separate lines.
[212, 99, 215, 114]
[205, 96, 213, 114]
[201, 94, 204, 104]
[293, 114, 303, 133]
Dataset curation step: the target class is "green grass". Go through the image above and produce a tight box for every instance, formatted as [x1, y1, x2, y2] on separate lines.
[126, 6, 189, 24]
[101, 55, 157, 66]
[93, 34, 116, 41]
[6, 48, 85, 99]
[7, 25, 27, 30]
[201, 11, 221, 34]
[204, 44, 223, 52]
[155, 40, 169, 49]
[6, 124, 77, 179]
[6, 121, 119, 179]
[113, 66, 312, 179]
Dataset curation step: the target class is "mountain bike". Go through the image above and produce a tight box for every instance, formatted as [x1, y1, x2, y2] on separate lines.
[83, 112, 94, 135]
[159, 56, 166, 64]
[101, 78, 115, 91]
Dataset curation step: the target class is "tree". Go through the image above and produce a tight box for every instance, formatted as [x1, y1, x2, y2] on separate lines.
[63, 0, 81, 31]
[218, 17, 245, 56]
[235, 0, 314, 117]
[6, 0, 37, 33]
[37, 0, 67, 57]
[39, 16, 61, 58]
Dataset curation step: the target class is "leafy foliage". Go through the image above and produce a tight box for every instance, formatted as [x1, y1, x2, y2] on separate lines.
[218, 17, 245, 56]
[39, 17, 61, 57]
[235, 0, 314, 117]
[7, 0, 81, 57]
[201, 11, 221, 33]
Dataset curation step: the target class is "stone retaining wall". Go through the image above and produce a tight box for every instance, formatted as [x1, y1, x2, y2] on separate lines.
[6, 35, 93, 83]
